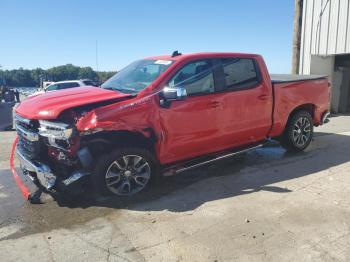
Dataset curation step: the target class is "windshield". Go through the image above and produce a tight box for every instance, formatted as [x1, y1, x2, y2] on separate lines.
[101, 59, 173, 94]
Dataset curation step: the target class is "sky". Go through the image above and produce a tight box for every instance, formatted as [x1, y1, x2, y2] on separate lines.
[0, 0, 294, 73]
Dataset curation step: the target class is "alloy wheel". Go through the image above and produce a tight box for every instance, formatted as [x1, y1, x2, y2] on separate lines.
[292, 117, 312, 147]
[105, 155, 151, 196]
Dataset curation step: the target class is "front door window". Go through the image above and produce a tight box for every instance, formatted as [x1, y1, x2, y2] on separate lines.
[168, 60, 215, 96]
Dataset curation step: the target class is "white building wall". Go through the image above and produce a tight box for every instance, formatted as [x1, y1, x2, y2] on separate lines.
[300, 0, 350, 74]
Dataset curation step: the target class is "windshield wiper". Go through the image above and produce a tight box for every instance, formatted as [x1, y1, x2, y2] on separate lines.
[103, 87, 128, 92]
[103, 87, 138, 96]
[103, 87, 117, 91]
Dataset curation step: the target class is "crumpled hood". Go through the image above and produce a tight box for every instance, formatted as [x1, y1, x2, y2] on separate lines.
[16, 86, 131, 119]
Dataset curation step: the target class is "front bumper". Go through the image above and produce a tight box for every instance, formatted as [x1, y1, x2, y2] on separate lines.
[17, 147, 56, 189]
[17, 145, 90, 192]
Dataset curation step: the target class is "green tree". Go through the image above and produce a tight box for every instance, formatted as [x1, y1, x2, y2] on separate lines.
[78, 67, 98, 80]
[0, 64, 116, 87]
[97, 71, 116, 83]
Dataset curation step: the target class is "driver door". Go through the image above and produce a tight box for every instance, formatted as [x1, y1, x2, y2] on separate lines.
[158, 59, 223, 164]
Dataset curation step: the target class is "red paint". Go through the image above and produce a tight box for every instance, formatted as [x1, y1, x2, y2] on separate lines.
[10, 136, 31, 200]
[15, 53, 330, 166]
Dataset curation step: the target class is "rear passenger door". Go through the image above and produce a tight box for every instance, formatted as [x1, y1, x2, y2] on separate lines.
[217, 57, 272, 146]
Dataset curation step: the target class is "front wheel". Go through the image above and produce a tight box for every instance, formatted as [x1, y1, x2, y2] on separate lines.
[280, 110, 314, 152]
[93, 147, 158, 196]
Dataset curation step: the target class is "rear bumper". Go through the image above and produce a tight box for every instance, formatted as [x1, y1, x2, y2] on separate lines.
[321, 111, 330, 125]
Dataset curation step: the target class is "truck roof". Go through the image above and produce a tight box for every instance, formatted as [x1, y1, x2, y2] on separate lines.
[145, 52, 261, 62]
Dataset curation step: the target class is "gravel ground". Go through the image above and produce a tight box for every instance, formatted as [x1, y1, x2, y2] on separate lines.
[0, 115, 350, 261]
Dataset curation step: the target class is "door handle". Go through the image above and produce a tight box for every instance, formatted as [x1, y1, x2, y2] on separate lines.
[208, 101, 220, 108]
[258, 94, 269, 100]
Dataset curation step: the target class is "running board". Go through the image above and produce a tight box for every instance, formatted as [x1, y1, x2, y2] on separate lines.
[162, 143, 265, 176]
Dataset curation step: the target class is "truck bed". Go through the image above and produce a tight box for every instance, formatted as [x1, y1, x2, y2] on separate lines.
[270, 74, 327, 84]
[268, 73, 329, 137]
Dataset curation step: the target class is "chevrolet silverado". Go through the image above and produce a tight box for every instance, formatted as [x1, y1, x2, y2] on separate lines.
[14, 52, 330, 200]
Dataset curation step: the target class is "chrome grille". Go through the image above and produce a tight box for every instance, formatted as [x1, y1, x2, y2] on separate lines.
[15, 114, 42, 159]
[15, 114, 39, 133]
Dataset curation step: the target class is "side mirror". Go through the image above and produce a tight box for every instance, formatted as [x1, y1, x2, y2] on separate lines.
[161, 86, 187, 101]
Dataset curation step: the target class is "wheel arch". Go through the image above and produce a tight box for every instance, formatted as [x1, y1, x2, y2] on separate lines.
[286, 103, 316, 126]
[271, 103, 316, 139]
[81, 129, 158, 157]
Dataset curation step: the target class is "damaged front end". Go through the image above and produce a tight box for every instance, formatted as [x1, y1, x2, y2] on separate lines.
[15, 113, 94, 195]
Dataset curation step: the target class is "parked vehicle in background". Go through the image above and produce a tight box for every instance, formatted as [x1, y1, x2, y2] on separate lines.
[0, 86, 16, 130]
[0, 101, 15, 130]
[46, 79, 97, 91]
[42, 81, 53, 89]
[31, 79, 97, 96]
[14, 52, 331, 200]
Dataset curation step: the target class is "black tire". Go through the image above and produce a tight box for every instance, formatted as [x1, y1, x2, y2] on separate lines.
[92, 147, 159, 196]
[280, 110, 314, 152]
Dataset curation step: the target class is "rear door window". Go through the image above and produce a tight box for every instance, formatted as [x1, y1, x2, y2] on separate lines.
[222, 58, 260, 90]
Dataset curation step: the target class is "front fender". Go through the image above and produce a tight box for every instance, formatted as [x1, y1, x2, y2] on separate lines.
[75, 96, 160, 139]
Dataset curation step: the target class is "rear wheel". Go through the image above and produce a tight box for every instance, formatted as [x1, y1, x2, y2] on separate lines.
[280, 110, 313, 152]
[93, 147, 158, 196]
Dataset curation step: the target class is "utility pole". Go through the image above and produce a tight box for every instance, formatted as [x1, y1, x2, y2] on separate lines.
[292, 0, 303, 74]
[95, 40, 99, 72]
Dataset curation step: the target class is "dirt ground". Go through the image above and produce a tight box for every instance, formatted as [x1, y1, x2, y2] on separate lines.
[0, 115, 350, 262]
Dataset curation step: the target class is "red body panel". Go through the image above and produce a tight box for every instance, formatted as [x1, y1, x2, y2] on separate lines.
[15, 53, 330, 165]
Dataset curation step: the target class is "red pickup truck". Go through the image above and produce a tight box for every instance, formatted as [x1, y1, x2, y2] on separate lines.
[14, 52, 330, 199]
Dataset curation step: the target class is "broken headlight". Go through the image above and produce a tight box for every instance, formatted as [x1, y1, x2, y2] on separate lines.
[38, 120, 74, 140]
